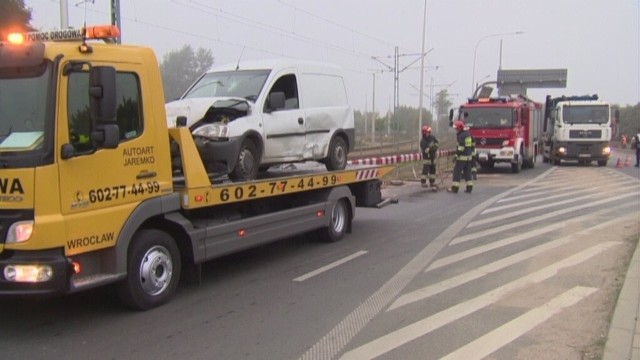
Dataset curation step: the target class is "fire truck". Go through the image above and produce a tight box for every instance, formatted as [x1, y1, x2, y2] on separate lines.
[541, 94, 612, 166]
[0, 25, 394, 310]
[450, 94, 543, 173]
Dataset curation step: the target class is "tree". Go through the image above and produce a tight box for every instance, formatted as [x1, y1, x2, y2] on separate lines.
[160, 45, 214, 102]
[434, 89, 453, 133]
[0, 0, 34, 39]
[614, 103, 640, 141]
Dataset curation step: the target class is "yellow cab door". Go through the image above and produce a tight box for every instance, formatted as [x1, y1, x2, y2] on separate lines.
[57, 57, 166, 257]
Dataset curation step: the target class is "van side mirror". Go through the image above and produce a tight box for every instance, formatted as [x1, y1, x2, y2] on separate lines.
[266, 92, 286, 113]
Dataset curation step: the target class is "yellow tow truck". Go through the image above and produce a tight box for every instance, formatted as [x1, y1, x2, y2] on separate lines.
[0, 25, 394, 309]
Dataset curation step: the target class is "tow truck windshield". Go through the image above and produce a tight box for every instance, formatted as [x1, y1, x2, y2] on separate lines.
[561, 105, 609, 125]
[182, 70, 271, 102]
[0, 63, 50, 153]
[461, 107, 514, 128]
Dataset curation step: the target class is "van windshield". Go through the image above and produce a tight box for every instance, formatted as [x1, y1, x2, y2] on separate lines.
[182, 70, 271, 102]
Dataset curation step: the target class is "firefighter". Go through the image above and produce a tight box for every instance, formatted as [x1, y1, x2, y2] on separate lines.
[419, 125, 439, 189]
[634, 128, 640, 167]
[464, 124, 478, 180]
[448, 120, 474, 193]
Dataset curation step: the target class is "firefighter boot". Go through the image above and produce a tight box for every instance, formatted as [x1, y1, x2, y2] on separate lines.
[447, 186, 459, 193]
[465, 185, 473, 193]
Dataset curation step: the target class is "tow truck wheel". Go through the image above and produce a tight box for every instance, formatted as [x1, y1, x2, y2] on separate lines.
[318, 199, 350, 242]
[325, 136, 348, 171]
[229, 140, 259, 181]
[117, 230, 181, 310]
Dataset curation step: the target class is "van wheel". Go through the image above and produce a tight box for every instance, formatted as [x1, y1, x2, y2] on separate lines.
[325, 136, 348, 171]
[117, 230, 181, 310]
[229, 140, 259, 181]
[317, 199, 350, 242]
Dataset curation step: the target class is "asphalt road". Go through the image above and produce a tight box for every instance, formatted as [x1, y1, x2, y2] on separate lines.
[1, 159, 638, 360]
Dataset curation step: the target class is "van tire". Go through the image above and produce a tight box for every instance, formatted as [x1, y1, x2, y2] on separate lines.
[229, 140, 259, 181]
[325, 136, 348, 171]
[117, 230, 181, 310]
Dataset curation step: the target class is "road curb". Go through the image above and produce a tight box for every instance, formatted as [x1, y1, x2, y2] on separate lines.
[603, 235, 640, 360]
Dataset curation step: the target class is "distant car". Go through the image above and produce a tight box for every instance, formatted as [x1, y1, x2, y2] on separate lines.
[166, 59, 355, 181]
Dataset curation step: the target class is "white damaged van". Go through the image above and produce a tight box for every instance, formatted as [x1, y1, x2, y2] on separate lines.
[165, 59, 355, 181]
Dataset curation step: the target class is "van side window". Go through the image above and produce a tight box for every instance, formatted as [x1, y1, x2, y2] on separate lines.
[267, 74, 299, 111]
[67, 71, 143, 153]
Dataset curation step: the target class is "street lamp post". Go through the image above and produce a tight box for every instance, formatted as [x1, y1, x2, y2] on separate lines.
[418, 0, 428, 141]
[471, 31, 523, 95]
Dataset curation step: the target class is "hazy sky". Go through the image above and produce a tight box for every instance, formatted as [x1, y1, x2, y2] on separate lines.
[25, 0, 640, 114]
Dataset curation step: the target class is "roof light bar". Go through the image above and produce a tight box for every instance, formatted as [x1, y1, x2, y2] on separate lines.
[5, 25, 120, 43]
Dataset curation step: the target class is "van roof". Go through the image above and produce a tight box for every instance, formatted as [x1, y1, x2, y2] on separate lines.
[206, 58, 343, 74]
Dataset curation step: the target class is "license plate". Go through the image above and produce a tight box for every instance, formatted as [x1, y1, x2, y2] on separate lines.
[578, 154, 591, 158]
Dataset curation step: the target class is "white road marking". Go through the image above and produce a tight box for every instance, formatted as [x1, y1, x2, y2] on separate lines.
[427, 213, 633, 272]
[389, 217, 630, 310]
[486, 177, 634, 213]
[439, 286, 598, 360]
[339, 242, 619, 360]
[451, 200, 637, 245]
[469, 191, 628, 228]
[293, 251, 368, 282]
[465, 192, 631, 230]
[299, 168, 555, 360]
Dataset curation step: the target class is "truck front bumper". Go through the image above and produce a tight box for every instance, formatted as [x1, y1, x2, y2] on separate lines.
[194, 137, 242, 174]
[0, 249, 71, 296]
[476, 147, 517, 164]
[553, 142, 611, 161]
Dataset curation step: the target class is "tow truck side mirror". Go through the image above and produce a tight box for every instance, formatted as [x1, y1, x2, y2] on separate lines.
[89, 66, 119, 149]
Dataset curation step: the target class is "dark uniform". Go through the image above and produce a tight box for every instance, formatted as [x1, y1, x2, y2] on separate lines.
[420, 126, 439, 188]
[465, 127, 478, 180]
[449, 121, 474, 193]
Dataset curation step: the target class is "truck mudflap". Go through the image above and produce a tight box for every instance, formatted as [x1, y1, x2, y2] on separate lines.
[0, 248, 71, 296]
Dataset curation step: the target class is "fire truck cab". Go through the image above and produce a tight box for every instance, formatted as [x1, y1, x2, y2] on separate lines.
[451, 95, 543, 173]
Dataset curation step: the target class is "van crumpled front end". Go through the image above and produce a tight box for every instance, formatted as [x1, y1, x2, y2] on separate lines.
[167, 97, 253, 176]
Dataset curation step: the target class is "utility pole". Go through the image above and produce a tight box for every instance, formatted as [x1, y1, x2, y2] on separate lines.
[111, 0, 122, 43]
[60, 0, 69, 28]
[372, 48, 429, 139]
[371, 73, 376, 144]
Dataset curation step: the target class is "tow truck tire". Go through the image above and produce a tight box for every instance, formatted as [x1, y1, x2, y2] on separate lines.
[117, 230, 181, 310]
[318, 199, 350, 242]
[229, 140, 259, 181]
[597, 160, 607, 167]
[325, 136, 348, 171]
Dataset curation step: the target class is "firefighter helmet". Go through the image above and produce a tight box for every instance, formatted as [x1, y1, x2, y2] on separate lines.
[421, 125, 432, 135]
[453, 120, 465, 132]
